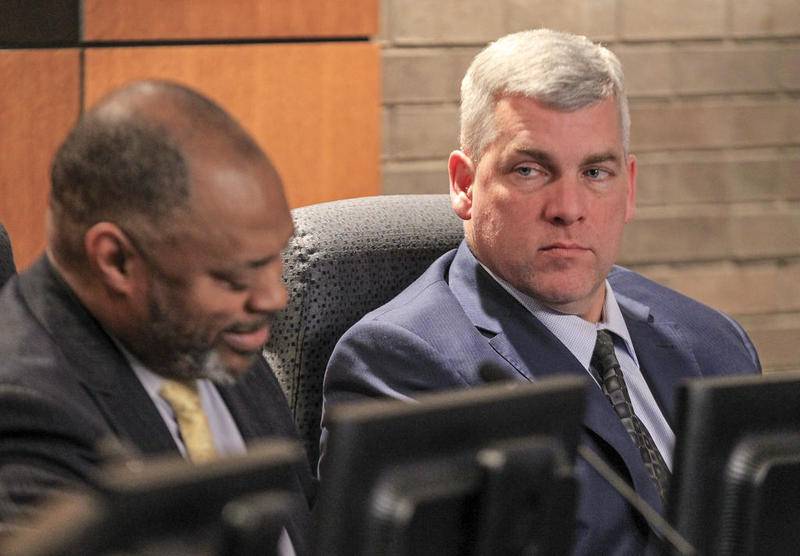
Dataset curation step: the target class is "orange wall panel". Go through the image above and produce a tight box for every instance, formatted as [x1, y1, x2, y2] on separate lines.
[0, 49, 80, 270]
[84, 43, 380, 208]
[84, 0, 378, 41]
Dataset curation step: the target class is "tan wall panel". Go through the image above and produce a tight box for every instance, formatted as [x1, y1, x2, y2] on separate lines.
[84, 0, 378, 41]
[0, 49, 80, 270]
[84, 43, 381, 208]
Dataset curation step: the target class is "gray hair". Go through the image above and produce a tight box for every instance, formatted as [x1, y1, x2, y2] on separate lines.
[459, 29, 630, 160]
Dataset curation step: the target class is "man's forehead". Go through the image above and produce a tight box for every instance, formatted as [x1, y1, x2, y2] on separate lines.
[159, 152, 288, 240]
[187, 148, 280, 203]
[491, 97, 624, 148]
[493, 93, 619, 120]
[155, 213, 291, 273]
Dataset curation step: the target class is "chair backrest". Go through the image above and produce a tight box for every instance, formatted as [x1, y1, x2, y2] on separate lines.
[264, 194, 464, 466]
[0, 223, 17, 289]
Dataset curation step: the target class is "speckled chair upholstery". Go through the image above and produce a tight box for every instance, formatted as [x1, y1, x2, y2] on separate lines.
[264, 194, 464, 467]
[0, 223, 16, 289]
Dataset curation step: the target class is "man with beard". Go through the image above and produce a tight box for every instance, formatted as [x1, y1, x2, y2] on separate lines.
[0, 81, 313, 551]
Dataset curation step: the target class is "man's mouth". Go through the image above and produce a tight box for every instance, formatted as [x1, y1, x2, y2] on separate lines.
[221, 321, 271, 353]
[540, 242, 590, 253]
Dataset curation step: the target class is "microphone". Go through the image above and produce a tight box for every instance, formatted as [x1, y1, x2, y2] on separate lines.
[578, 446, 694, 555]
[477, 362, 696, 555]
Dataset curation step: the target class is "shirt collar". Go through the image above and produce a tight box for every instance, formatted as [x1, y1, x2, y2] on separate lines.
[111, 338, 172, 400]
[109, 335, 209, 400]
[478, 262, 639, 371]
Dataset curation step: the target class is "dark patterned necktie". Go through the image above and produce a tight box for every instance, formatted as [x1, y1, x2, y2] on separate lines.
[591, 329, 670, 502]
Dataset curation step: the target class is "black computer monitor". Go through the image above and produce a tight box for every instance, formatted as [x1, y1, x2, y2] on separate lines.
[6, 439, 306, 556]
[316, 376, 587, 556]
[667, 371, 800, 555]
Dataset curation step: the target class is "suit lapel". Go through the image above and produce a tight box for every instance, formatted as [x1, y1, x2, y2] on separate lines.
[217, 356, 293, 444]
[492, 306, 665, 511]
[90, 368, 181, 458]
[616, 291, 702, 428]
[217, 359, 314, 553]
[217, 374, 266, 443]
[449, 244, 664, 511]
[449, 243, 585, 382]
[20, 257, 179, 457]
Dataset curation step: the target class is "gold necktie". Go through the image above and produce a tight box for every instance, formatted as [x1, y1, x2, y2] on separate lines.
[159, 379, 217, 463]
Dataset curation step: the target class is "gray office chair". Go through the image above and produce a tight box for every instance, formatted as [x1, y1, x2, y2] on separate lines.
[264, 194, 464, 466]
[0, 223, 16, 288]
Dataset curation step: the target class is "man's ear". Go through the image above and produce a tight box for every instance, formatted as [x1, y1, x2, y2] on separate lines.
[449, 150, 475, 221]
[624, 153, 637, 223]
[83, 222, 140, 296]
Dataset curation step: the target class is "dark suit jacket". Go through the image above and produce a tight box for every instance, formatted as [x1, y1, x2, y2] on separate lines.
[0, 257, 314, 552]
[322, 241, 761, 555]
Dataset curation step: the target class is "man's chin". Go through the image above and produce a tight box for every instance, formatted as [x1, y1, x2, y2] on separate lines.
[527, 282, 606, 318]
[207, 348, 259, 382]
[166, 348, 253, 386]
[144, 346, 258, 385]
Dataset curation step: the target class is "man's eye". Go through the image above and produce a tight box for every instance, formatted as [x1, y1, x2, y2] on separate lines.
[585, 168, 611, 180]
[515, 165, 536, 177]
[224, 280, 247, 292]
[213, 274, 247, 291]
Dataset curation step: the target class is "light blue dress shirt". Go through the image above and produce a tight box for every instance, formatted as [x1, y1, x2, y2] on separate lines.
[130, 362, 247, 458]
[122, 347, 295, 556]
[481, 266, 675, 470]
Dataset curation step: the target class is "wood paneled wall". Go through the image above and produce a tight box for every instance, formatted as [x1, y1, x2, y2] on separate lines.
[83, 0, 377, 41]
[84, 43, 379, 210]
[0, 50, 81, 269]
[0, 1, 379, 270]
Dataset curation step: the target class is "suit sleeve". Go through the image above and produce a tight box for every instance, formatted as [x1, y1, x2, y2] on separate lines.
[323, 319, 470, 406]
[319, 318, 472, 471]
[719, 311, 762, 372]
[0, 383, 105, 529]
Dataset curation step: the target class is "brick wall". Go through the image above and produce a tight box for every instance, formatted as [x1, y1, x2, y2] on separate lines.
[379, 0, 800, 372]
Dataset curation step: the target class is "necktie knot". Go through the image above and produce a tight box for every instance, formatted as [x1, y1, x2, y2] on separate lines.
[591, 329, 618, 373]
[159, 379, 217, 463]
[160, 379, 201, 414]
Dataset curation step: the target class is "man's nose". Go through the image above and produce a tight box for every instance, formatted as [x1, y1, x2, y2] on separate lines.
[246, 263, 288, 314]
[542, 176, 587, 226]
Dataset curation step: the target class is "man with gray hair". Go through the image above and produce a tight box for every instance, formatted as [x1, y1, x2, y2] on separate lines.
[322, 29, 760, 553]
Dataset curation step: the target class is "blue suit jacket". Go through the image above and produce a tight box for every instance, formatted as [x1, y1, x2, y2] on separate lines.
[322, 241, 760, 555]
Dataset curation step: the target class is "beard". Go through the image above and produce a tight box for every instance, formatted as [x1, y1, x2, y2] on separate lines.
[140, 286, 241, 385]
